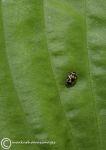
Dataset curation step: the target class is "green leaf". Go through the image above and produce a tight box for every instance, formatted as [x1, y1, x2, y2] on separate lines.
[0, 0, 106, 150]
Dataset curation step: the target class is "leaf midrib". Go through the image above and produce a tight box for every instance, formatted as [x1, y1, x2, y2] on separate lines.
[43, 1, 78, 150]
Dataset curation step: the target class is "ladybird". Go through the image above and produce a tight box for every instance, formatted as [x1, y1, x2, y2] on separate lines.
[66, 72, 77, 87]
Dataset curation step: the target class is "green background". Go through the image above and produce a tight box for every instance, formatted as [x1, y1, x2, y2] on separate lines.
[0, 0, 106, 150]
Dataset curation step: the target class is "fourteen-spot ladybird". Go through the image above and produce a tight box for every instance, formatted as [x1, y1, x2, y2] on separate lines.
[66, 72, 77, 87]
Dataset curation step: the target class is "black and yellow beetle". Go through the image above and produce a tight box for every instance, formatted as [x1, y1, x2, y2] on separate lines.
[66, 72, 77, 87]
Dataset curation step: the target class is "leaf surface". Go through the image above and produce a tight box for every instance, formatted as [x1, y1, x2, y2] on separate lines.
[0, 0, 106, 150]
